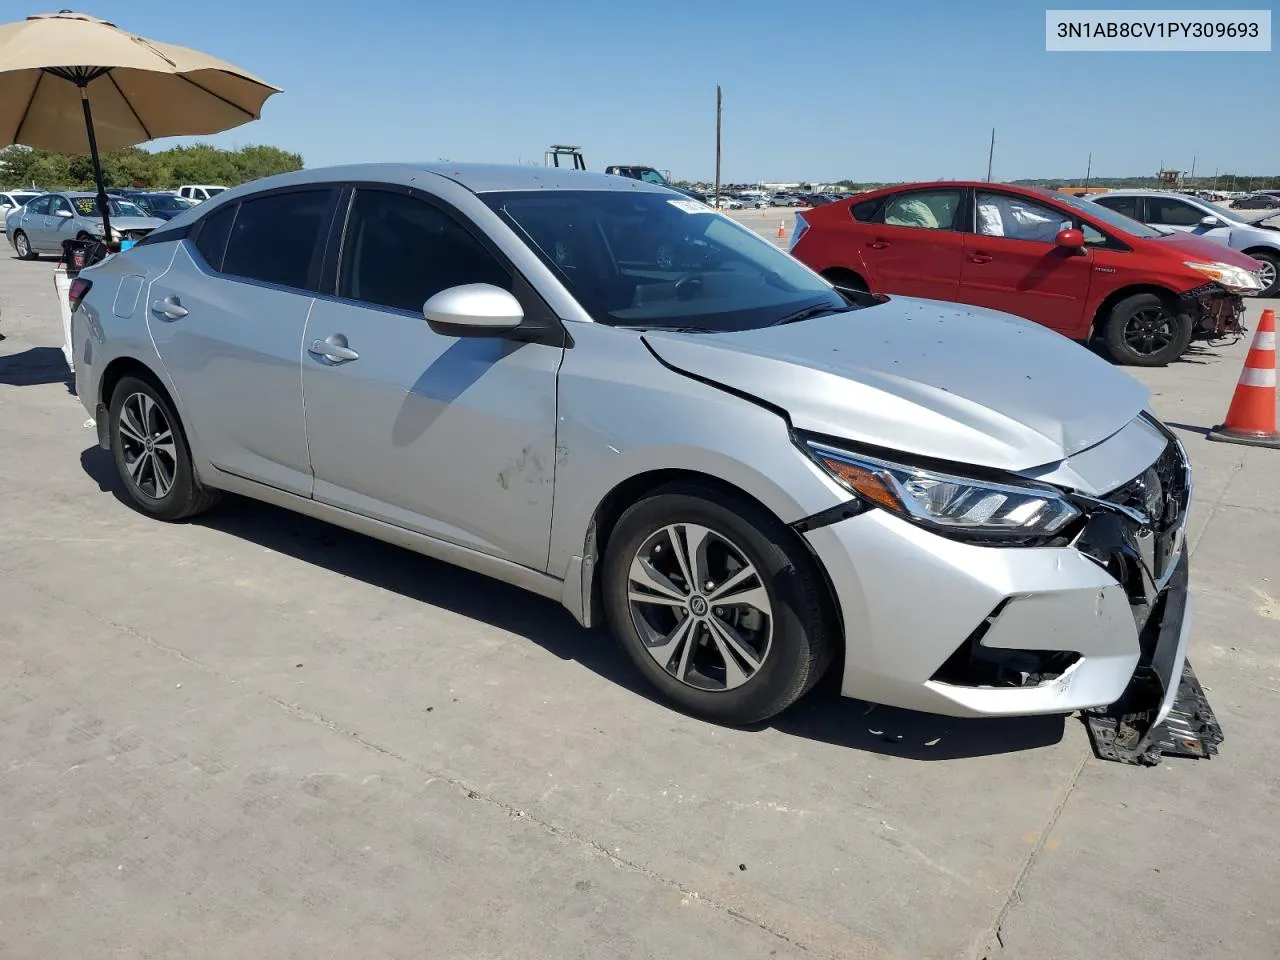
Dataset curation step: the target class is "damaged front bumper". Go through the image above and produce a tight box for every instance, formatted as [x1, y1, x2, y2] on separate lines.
[1083, 555, 1223, 764]
[1184, 283, 1246, 340]
[803, 417, 1224, 765]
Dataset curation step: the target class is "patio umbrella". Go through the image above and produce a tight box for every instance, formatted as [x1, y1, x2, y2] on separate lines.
[0, 10, 280, 242]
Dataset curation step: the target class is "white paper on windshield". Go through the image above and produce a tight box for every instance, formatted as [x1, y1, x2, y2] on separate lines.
[668, 199, 714, 214]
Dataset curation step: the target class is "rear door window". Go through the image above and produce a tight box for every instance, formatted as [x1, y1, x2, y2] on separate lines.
[26, 196, 52, 215]
[220, 189, 336, 290]
[1092, 195, 1142, 221]
[882, 190, 960, 230]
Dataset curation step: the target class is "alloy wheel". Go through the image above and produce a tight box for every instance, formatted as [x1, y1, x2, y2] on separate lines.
[118, 392, 177, 500]
[1256, 259, 1277, 293]
[1124, 307, 1175, 357]
[14, 232, 29, 258]
[626, 523, 773, 692]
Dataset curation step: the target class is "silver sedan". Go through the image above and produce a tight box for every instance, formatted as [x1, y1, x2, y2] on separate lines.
[68, 164, 1196, 732]
[5, 191, 164, 259]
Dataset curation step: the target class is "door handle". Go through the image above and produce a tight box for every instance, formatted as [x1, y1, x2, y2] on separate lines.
[151, 295, 188, 319]
[308, 334, 360, 364]
[868, 240, 890, 249]
[968, 253, 994, 264]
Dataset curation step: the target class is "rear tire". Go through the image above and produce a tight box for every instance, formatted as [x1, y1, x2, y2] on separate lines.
[1244, 249, 1279, 298]
[108, 375, 221, 521]
[13, 230, 36, 260]
[602, 483, 835, 725]
[1103, 293, 1193, 366]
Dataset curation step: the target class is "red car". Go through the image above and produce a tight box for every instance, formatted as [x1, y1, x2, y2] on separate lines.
[790, 181, 1264, 365]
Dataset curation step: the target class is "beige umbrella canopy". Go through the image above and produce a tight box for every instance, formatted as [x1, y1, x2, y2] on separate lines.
[0, 9, 281, 239]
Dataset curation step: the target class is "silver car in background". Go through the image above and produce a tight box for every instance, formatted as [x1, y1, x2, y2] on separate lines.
[6, 191, 165, 259]
[1087, 190, 1280, 297]
[68, 164, 1195, 730]
[0, 189, 41, 232]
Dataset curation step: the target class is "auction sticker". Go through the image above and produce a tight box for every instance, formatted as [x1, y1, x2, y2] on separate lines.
[668, 199, 715, 214]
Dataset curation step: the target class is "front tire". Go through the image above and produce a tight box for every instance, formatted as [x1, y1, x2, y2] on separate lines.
[108, 375, 221, 521]
[1103, 293, 1193, 366]
[13, 230, 36, 260]
[602, 484, 834, 725]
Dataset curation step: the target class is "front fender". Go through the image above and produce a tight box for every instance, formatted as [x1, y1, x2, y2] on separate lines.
[548, 325, 848, 610]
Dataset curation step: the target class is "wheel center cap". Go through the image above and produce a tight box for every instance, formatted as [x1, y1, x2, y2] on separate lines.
[144, 437, 154, 452]
[689, 595, 709, 616]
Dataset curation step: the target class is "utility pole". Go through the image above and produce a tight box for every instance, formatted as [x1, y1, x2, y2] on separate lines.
[1213, 168, 1219, 191]
[1084, 152, 1092, 190]
[1190, 156, 1196, 181]
[714, 84, 722, 204]
[986, 128, 995, 182]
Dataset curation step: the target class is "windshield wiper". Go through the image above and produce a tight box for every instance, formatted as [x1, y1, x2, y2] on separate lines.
[770, 305, 849, 327]
[623, 324, 712, 334]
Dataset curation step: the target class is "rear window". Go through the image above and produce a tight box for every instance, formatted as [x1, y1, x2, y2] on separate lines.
[219, 189, 335, 290]
[851, 196, 886, 222]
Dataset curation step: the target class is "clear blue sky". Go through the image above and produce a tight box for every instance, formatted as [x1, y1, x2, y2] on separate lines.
[20, 0, 1279, 182]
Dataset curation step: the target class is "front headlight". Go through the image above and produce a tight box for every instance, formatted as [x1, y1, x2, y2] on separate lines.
[1184, 260, 1263, 293]
[804, 441, 1081, 544]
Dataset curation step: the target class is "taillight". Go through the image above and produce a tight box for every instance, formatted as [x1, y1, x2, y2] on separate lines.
[69, 277, 92, 312]
[790, 213, 809, 252]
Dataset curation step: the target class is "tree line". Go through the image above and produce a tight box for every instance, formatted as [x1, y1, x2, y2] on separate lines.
[0, 143, 304, 191]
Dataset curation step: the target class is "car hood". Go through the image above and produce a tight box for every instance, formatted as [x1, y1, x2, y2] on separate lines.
[1150, 230, 1263, 267]
[642, 298, 1150, 473]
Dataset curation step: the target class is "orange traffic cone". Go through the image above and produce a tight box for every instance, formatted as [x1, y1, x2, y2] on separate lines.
[776, 220, 786, 239]
[1208, 308, 1280, 448]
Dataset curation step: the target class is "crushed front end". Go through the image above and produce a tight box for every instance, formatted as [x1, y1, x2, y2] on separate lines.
[801, 415, 1224, 766]
[1183, 282, 1246, 340]
[1073, 430, 1225, 764]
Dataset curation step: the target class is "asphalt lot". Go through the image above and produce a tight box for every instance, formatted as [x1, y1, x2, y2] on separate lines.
[1, 247, 1278, 960]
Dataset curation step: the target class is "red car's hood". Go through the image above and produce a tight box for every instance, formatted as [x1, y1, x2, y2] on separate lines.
[1149, 231, 1262, 268]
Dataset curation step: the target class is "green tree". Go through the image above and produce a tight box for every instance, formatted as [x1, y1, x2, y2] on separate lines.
[0, 142, 304, 190]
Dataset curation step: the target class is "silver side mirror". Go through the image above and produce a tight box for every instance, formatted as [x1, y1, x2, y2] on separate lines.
[55, 209, 74, 218]
[1199, 215, 1222, 228]
[423, 283, 524, 338]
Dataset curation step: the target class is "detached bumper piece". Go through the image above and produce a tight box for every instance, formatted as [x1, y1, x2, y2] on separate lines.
[1084, 558, 1224, 766]
[1086, 660, 1223, 765]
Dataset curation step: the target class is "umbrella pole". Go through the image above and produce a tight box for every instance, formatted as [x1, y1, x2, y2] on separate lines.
[78, 85, 112, 244]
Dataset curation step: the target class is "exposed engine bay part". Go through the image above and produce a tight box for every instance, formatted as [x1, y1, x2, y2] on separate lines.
[1085, 659, 1224, 765]
[1183, 283, 1246, 340]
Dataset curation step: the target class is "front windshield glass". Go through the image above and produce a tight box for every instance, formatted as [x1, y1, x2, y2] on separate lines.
[1054, 192, 1163, 239]
[72, 197, 148, 218]
[484, 190, 850, 331]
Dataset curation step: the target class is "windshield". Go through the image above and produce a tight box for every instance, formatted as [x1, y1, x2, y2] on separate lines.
[483, 190, 850, 332]
[145, 194, 193, 212]
[72, 197, 148, 218]
[1054, 192, 1163, 239]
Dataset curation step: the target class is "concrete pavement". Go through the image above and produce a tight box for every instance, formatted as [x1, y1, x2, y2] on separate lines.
[1, 251, 1277, 960]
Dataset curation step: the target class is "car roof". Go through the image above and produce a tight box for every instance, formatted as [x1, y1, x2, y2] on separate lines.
[1088, 189, 1206, 199]
[207, 162, 676, 198]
